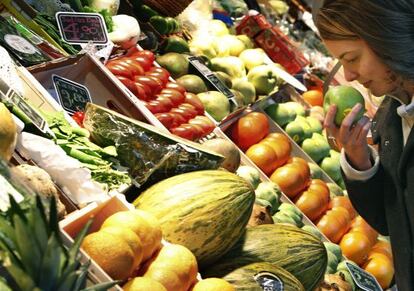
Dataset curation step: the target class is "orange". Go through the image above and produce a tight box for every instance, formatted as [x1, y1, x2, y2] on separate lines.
[340, 232, 372, 265]
[192, 278, 235, 291]
[302, 90, 324, 107]
[246, 143, 279, 175]
[363, 253, 394, 289]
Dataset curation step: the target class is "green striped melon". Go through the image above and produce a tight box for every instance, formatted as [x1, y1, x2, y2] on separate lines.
[203, 224, 327, 290]
[133, 170, 255, 268]
[223, 262, 305, 291]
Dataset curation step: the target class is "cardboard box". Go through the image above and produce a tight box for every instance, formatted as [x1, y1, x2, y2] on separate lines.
[236, 14, 271, 38]
[59, 195, 133, 290]
[255, 27, 309, 75]
[28, 53, 168, 132]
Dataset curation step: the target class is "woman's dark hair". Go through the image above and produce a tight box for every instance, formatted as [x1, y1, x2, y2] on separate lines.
[315, 0, 414, 79]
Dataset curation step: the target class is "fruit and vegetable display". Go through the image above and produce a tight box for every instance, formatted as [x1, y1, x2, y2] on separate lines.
[0, 0, 396, 290]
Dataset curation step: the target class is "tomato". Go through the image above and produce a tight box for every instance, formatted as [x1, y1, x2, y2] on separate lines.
[145, 100, 169, 113]
[329, 196, 357, 219]
[134, 84, 149, 101]
[184, 93, 204, 115]
[170, 107, 194, 122]
[157, 93, 184, 107]
[128, 55, 153, 71]
[165, 82, 186, 94]
[231, 112, 270, 151]
[125, 45, 139, 56]
[246, 143, 279, 175]
[147, 67, 170, 81]
[307, 179, 330, 204]
[131, 50, 155, 63]
[72, 111, 85, 127]
[169, 112, 187, 127]
[171, 126, 195, 140]
[182, 123, 204, 139]
[111, 59, 144, 76]
[117, 76, 138, 96]
[154, 112, 174, 129]
[106, 63, 133, 79]
[270, 164, 308, 199]
[295, 190, 328, 222]
[135, 76, 163, 95]
[135, 82, 153, 100]
[340, 232, 372, 265]
[363, 253, 394, 289]
[160, 89, 185, 106]
[155, 96, 174, 111]
[178, 103, 198, 119]
[146, 71, 169, 85]
[188, 118, 215, 135]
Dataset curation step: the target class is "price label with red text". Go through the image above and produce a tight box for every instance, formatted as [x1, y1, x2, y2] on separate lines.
[56, 12, 109, 45]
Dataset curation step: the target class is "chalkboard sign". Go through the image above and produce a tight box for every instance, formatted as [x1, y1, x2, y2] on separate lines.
[254, 272, 284, 291]
[188, 56, 235, 99]
[346, 262, 382, 291]
[52, 75, 92, 114]
[56, 12, 108, 45]
[9, 92, 46, 132]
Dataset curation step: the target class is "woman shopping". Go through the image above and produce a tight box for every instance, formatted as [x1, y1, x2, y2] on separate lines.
[314, 0, 414, 289]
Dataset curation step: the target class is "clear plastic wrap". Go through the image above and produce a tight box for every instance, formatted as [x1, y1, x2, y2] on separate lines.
[83, 103, 224, 187]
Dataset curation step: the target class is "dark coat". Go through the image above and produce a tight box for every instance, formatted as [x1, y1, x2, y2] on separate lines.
[344, 96, 414, 291]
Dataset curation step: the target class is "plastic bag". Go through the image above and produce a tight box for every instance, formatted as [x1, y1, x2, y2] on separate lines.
[83, 103, 224, 188]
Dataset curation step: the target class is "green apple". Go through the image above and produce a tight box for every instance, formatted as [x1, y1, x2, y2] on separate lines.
[320, 156, 342, 181]
[324, 85, 365, 126]
[285, 120, 306, 143]
[265, 103, 295, 127]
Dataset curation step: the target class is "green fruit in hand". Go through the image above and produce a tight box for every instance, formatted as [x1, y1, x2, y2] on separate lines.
[324, 85, 365, 126]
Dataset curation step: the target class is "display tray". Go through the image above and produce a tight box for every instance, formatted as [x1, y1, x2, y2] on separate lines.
[28, 53, 167, 131]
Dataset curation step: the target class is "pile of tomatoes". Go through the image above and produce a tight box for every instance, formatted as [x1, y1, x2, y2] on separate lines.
[105, 49, 215, 141]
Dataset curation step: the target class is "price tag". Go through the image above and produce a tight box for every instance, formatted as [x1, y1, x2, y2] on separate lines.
[346, 262, 382, 291]
[254, 272, 284, 291]
[9, 91, 47, 133]
[52, 75, 92, 114]
[188, 56, 235, 99]
[56, 12, 109, 45]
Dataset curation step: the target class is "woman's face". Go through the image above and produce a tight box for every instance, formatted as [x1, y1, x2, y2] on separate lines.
[324, 39, 398, 97]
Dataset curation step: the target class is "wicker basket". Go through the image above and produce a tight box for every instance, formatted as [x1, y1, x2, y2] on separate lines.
[143, 0, 193, 17]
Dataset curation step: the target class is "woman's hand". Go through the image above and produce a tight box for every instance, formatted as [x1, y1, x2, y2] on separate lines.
[324, 103, 372, 170]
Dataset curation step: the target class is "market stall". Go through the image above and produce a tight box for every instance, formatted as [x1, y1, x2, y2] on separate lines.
[0, 0, 394, 290]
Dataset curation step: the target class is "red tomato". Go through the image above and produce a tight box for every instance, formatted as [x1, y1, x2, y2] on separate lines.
[178, 103, 198, 119]
[135, 76, 163, 95]
[111, 59, 144, 76]
[131, 50, 155, 63]
[117, 76, 138, 95]
[188, 117, 215, 135]
[134, 84, 149, 101]
[157, 93, 184, 107]
[146, 71, 169, 85]
[165, 82, 186, 94]
[170, 107, 195, 121]
[171, 126, 195, 140]
[160, 89, 185, 105]
[169, 112, 187, 127]
[182, 123, 204, 139]
[148, 67, 170, 80]
[145, 100, 169, 113]
[154, 113, 174, 129]
[231, 112, 270, 151]
[135, 82, 153, 100]
[106, 63, 134, 79]
[129, 55, 153, 71]
[155, 96, 174, 111]
[72, 111, 85, 127]
[184, 93, 204, 115]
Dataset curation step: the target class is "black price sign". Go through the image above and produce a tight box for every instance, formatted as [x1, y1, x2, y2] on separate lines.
[346, 262, 382, 291]
[254, 272, 284, 291]
[52, 75, 92, 114]
[56, 12, 108, 45]
[188, 56, 235, 99]
[9, 92, 46, 133]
